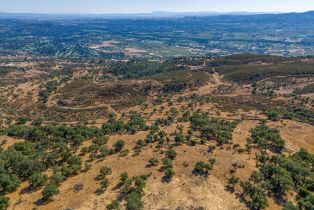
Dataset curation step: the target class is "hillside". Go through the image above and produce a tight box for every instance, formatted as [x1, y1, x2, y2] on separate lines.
[0, 54, 313, 210]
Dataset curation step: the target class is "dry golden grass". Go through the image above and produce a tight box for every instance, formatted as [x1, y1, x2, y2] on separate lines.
[1, 60, 313, 210]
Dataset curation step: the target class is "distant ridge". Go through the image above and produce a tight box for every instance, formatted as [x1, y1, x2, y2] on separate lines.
[0, 11, 284, 20]
[0, 10, 313, 20]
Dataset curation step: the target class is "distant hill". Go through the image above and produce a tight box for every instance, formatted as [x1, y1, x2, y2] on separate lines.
[0, 11, 283, 20]
[1, 11, 313, 21]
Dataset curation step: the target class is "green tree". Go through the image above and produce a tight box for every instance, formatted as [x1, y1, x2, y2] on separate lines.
[283, 201, 298, 210]
[100, 166, 112, 178]
[164, 168, 175, 181]
[0, 196, 9, 210]
[126, 192, 143, 210]
[16, 117, 27, 125]
[31, 118, 43, 126]
[29, 173, 48, 189]
[0, 174, 21, 192]
[228, 175, 239, 190]
[194, 161, 213, 175]
[165, 149, 177, 160]
[265, 107, 279, 121]
[162, 158, 173, 168]
[261, 164, 293, 196]
[113, 140, 125, 153]
[174, 133, 185, 145]
[120, 172, 129, 183]
[100, 178, 109, 191]
[92, 137, 108, 146]
[42, 184, 60, 201]
[106, 200, 120, 210]
[148, 157, 159, 166]
[50, 172, 65, 186]
[251, 125, 285, 153]
[251, 192, 268, 210]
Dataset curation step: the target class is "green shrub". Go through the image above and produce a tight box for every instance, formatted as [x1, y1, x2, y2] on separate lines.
[165, 149, 177, 160]
[164, 168, 175, 181]
[29, 173, 48, 189]
[194, 161, 214, 175]
[126, 191, 143, 210]
[190, 112, 236, 145]
[250, 125, 285, 153]
[16, 117, 28, 125]
[283, 202, 298, 210]
[0, 196, 9, 210]
[42, 184, 59, 201]
[148, 157, 159, 166]
[113, 140, 125, 153]
[100, 178, 109, 190]
[50, 172, 65, 186]
[106, 200, 120, 210]
[100, 166, 112, 178]
[120, 172, 129, 183]
[0, 174, 21, 192]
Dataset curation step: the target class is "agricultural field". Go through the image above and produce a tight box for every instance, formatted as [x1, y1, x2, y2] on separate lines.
[2, 11, 314, 59]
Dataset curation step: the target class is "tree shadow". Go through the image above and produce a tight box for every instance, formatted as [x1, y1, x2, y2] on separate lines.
[271, 193, 287, 206]
[94, 188, 104, 195]
[234, 192, 254, 210]
[192, 170, 209, 178]
[34, 198, 50, 206]
[161, 176, 172, 183]
[145, 163, 155, 168]
[224, 185, 235, 193]
[19, 186, 36, 195]
[94, 175, 103, 181]
[112, 182, 124, 191]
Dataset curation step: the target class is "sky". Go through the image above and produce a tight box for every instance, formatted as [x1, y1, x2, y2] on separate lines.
[1, 0, 314, 14]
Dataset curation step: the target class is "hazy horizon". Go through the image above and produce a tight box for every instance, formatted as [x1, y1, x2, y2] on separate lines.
[1, 0, 314, 14]
[0, 11, 285, 15]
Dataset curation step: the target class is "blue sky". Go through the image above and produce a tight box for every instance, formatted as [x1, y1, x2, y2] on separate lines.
[1, 0, 314, 14]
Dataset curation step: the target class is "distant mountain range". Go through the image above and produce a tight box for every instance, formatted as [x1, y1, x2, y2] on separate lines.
[0, 11, 290, 20]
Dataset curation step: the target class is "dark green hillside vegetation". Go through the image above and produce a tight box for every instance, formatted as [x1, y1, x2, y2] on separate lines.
[230, 125, 314, 210]
[209, 54, 287, 67]
[43, 106, 112, 122]
[0, 67, 10, 76]
[55, 66, 210, 109]
[284, 106, 314, 124]
[108, 60, 187, 79]
[190, 112, 237, 145]
[0, 66, 27, 78]
[153, 70, 211, 93]
[57, 79, 150, 108]
[39, 80, 59, 104]
[240, 148, 314, 210]
[102, 114, 148, 135]
[54, 44, 102, 58]
[297, 83, 314, 94]
[0, 124, 101, 196]
[24, 42, 103, 58]
[215, 62, 314, 83]
[0, 120, 148, 199]
[250, 125, 285, 153]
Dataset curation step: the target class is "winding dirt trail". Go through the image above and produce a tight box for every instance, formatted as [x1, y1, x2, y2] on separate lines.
[211, 67, 222, 85]
[55, 104, 119, 116]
